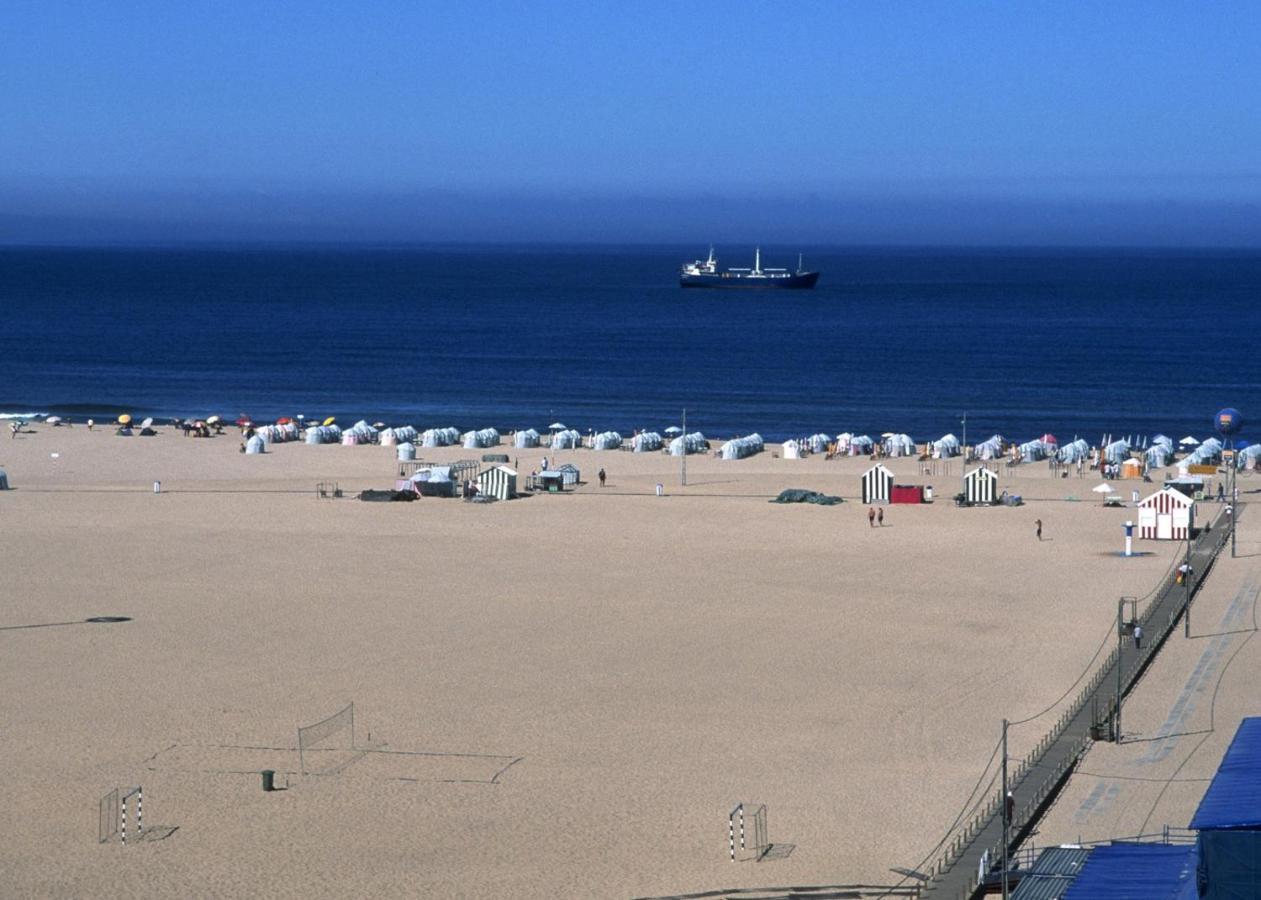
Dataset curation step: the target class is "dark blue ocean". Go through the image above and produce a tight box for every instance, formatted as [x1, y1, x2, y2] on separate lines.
[2, 245, 1259, 442]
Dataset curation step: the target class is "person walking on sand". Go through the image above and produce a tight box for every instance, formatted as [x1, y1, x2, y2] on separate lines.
[1133, 623, 1143, 650]
[877, 507, 884, 526]
[1035, 518, 1043, 541]
[868, 507, 876, 528]
[598, 468, 606, 488]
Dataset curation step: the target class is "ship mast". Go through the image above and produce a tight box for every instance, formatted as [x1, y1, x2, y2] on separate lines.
[754, 247, 762, 275]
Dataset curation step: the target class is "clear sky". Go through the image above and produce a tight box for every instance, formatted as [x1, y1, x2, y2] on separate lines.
[2, 2, 1259, 245]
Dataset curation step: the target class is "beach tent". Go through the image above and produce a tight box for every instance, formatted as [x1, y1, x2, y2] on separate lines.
[381, 425, 418, 446]
[1059, 439, 1090, 463]
[861, 463, 894, 504]
[669, 432, 708, 456]
[1178, 437, 1223, 472]
[975, 434, 1004, 460]
[782, 439, 802, 460]
[1137, 487, 1194, 540]
[593, 431, 622, 451]
[410, 465, 455, 497]
[514, 428, 540, 449]
[808, 433, 832, 454]
[1121, 458, 1144, 479]
[848, 434, 874, 455]
[1236, 444, 1261, 470]
[632, 431, 662, 453]
[305, 424, 342, 445]
[932, 433, 961, 458]
[1102, 439, 1130, 464]
[720, 433, 764, 460]
[1017, 439, 1050, 463]
[557, 463, 581, 486]
[347, 420, 379, 444]
[245, 435, 266, 454]
[1144, 444, 1172, 469]
[834, 433, 853, 454]
[1189, 717, 1261, 900]
[551, 428, 581, 450]
[964, 466, 999, 505]
[462, 427, 500, 449]
[0, 467, 8, 490]
[421, 426, 460, 448]
[883, 433, 916, 458]
[476, 465, 517, 501]
[397, 442, 416, 461]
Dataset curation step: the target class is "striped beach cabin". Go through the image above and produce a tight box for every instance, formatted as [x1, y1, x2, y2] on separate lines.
[861, 464, 894, 504]
[963, 466, 999, 505]
[1137, 487, 1194, 540]
[475, 465, 517, 501]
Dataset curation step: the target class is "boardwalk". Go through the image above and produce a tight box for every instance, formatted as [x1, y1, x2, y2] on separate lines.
[922, 505, 1233, 900]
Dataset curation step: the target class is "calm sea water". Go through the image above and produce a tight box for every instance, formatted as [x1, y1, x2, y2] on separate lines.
[1, 245, 1258, 442]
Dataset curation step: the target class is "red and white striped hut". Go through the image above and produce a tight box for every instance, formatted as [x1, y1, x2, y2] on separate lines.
[1137, 487, 1195, 540]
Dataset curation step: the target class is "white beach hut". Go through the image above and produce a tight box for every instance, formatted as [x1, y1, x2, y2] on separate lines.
[720, 433, 764, 460]
[593, 431, 623, 451]
[1137, 487, 1195, 540]
[669, 432, 708, 456]
[475, 465, 517, 501]
[932, 434, 961, 458]
[861, 463, 894, 504]
[631, 431, 662, 453]
[245, 435, 266, 454]
[963, 466, 999, 505]
[551, 429, 581, 450]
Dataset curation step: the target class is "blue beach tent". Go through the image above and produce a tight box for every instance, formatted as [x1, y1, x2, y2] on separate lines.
[1063, 842, 1197, 899]
[1190, 716, 1261, 899]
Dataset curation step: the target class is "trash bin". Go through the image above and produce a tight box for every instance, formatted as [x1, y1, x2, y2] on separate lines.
[655, 483, 664, 496]
[924, 485, 933, 502]
[262, 769, 276, 792]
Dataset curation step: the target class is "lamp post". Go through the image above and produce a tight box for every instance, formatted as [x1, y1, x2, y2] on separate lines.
[1184, 522, 1193, 638]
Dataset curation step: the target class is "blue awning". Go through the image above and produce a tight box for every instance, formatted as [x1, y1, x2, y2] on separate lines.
[1064, 842, 1197, 899]
[1191, 717, 1261, 830]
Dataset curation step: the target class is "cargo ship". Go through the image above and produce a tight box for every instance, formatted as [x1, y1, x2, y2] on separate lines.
[679, 247, 819, 289]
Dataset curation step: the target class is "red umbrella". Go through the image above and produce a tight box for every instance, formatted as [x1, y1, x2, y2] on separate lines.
[277, 417, 293, 425]
[1041, 433, 1058, 445]
[235, 415, 252, 427]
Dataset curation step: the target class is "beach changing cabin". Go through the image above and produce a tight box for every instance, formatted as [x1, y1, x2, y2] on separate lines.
[476, 465, 517, 500]
[963, 466, 999, 505]
[557, 463, 581, 486]
[861, 463, 894, 504]
[0, 467, 9, 490]
[1137, 487, 1194, 540]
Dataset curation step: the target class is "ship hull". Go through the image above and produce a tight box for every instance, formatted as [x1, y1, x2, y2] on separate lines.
[679, 271, 819, 289]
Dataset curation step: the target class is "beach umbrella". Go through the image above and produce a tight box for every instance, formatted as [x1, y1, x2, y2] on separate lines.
[664, 426, 683, 435]
[1092, 483, 1116, 493]
[118, 414, 132, 425]
[45, 416, 62, 425]
[235, 415, 251, 427]
[1179, 436, 1199, 446]
[372, 421, 386, 429]
[881, 432, 895, 438]
[140, 417, 154, 429]
[1041, 433, 1058, 445]
[322, 416, 336, 427]
[206, 415, 221, 425]
[277, 417, 293, 425]
[295, 414, 305, 421]
[549, 422, 566, 431]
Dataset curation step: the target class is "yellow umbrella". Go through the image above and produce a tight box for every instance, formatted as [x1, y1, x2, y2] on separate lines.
[322, 416, 336, 426]
[118, 414, 132, 425]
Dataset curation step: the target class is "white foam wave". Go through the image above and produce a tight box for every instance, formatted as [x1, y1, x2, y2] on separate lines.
[0, 411, 50, 420]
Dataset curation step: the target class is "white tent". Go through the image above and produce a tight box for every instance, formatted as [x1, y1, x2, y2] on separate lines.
[551, 429, 581, 450]
[1017, 439, 1050, 463]
[668, 432, 708, 456]
[421, 426, 460, 448]
[593, 431, 622, 451]
[1145, 444, 1172, 469]
[304, 424, 342, 445]
[848, 434, 874, 455]
[514, 428, 540, 449]
[1058, 439, 1090, 463]
[782, 439, 802, 460]
[397, 442, 416, 461]
[1237, 444, 1261, 470]
[720, 433, 764, 460]
[834, 432, 853, 454]
[883, 433, 916, 457]
[381, 425, 418, 446]
[631, 431, 662, 453]
[1179, 437, 1222, 470]
[808, 433, 832, 454]
[245, 435, 266, 454]
[975, 435, 1004, 460]
[1102, 439, 1130, 464]
[462, 427, 500, 449]
[932, 433, 960, 458]
[348, 420, 379, 444]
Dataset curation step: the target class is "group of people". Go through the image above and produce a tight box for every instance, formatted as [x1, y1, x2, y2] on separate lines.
[866, 506, 885, 527]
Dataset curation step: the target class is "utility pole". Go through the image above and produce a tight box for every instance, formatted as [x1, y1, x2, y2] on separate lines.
[962, 412, 968, 496]
[681, 408, 687, 487]
[1231, 458, 1237, 558]
[1001, 718, 1009, 900]
[1184, 524, 1193, 638]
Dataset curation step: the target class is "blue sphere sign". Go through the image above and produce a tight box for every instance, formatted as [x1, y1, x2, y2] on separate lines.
[1216, 408, 1243, 436]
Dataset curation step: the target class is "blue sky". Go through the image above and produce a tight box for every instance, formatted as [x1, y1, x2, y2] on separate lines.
[2, 2, 1259, 244]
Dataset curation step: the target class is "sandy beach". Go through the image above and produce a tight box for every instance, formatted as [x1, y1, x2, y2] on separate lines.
[1, 424, 1251, 898]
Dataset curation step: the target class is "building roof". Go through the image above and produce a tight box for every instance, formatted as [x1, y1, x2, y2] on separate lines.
[1011, 846, 1091, 900]
[1139, 486, 1194, 507]
[1191, 716, 1261, 830]
[966, 466, 998, 480]
[478, 465, 517, 478]
[1063, 842, 1197, 899]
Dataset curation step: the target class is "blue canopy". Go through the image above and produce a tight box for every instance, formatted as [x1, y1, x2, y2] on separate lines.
[1064, 842, 1197, 899]
[1191, 717, 1261, 830]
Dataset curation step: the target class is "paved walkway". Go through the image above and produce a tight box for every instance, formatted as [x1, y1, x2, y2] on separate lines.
[921, 504, 1234, 900]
